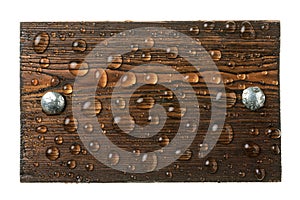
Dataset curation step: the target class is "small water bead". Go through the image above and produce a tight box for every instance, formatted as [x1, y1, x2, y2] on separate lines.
[238, 171, 246, 178]
[185, 122, 198, 133]
[114, 115, 135, 133]
[54, 135, 64, 145]
[38, 135, 45, 141]
[70, 143, 81, 155]
[107, 54, 123, 69]
[237, 74, 247, 80]
[144, 73, 158, 85]
[243, 141, 261, 157]
[189, 26, 200, 35]
[183, 73, 199, 83]
[209, 50, 222, 61]
[255, 168, 266, 181]
[33, 32, 50, 53]
[63, 116, 78, 132]
[69, 61, 89, 77]
[165, 171, 173, 178]
[72, 39, 87, 52]
[59, 33, 66, 41]
[67, 160, 77, 169]
[63, 83, 73, 94]
[39, 57, 50, 68]
[120, 72, 136, 87]
[144, 37, 154, 48]
[46, 146, 60, 161]
[265, 127, 281, 139]
[50, 76, 60, 87]
[141, 52, 151, 61]
[204, 158, 218, 174]
[114, 97, 126, 109]
[166, 47, 178, 59]
[261, 23, 270, 31]
[136, 96, 155, 109]
[218, 124, 234, 145]
[85, 163, 94, 171]
[41, 92, 65, 115]
[83, 123, 94, 133]
[81, 98, 102, 117]
[147, 115, 160, 125]
[31, 78, 39, 86]
[107, 151, 120, 166]
[250, 128, 260, 136]
[141, 153, 158, 172]
[36, 125, 47, 133]
[162, 90, 174, 99]
[89, 141, 100, 152]
[35, 116, 42, 123]
[203, 21, 215, 32]
[178, 149, 193, 161]
[80, 27, 86, 33]
[240, 21, 256, 39]
[158, 134, 170, 147]
[224, 21, 236, 33]
[95, 69, 108, 88]
[271, 144, 280, 155]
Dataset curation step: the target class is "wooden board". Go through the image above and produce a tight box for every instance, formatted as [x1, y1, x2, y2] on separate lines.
[20, 21, 280, 182]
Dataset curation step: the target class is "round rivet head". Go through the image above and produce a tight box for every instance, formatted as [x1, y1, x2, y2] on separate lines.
[41, 92, 65, 115]
[242, 87, 265, 111]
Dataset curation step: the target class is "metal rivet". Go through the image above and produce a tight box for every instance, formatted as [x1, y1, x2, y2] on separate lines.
[41, 92, 65, 115]
[242, 87, 265, 111]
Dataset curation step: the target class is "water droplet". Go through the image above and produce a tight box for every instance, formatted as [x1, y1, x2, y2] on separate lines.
[114, 97, 126, 109]
[50, 76, 60, 87]
[189, 26, 200, 35]
[136, 96, 155, 109]
[165, 171, 173, 178]
[63, 83, 73, 94]
[89, 141, 100, 152]
[261, 23, 270, 31]
[63, 116, 78, 132]
[158, 134, 170, 147]
[82, 98, 102, 117]
[39, 57, 50, 68]
[227, 61, 236, 68]
[166, 47, 178, 59]
[83, 123, 94, 133]
[33, 32, 50, 53]
[271, 144, 280, 155]
[95, 69, 107, 88]
[240, 21, 256, 39]
[209, 50, 222, 61]
[237, 74, 247, 80]
[80, 27, 86, 33]
[255, 168, 266, 181]
[36, 125, 47, 133]
[38, 135, 45, 141]
[107, 54, 123, 69]
[114, 115, 135, 133]
[204, 158, 218, 173]
[69, 61, 89, 77]
[239, 171, 246, 177]
[120, 72, 136, 87]
[70, 143, 81, 155]
[59, 33, 66, 41]
[141, 52, 151, 61]
[178, 149, 192, 161]
[162, 90, 174, 99]
[144, 37, 154, 48]
[144, 73, 158, 85]
[35, 116, 42, 123]
[46, 146, 60, 161]
[243, 141, 261, 157]
[31, 78, 39, 86]
[203, 21, 215, 32]
[67, 160, 77, 169]
[183, 73, 199, 83]
[141, 153, 157, 172]
[72, 39, 87, 52]
[250, 128, 260, 136]
[108, 151, 120, 166]
[265, 127, 281, 139]
[85, 163, 94, 171]
[218, 124, 233, 144]
[54, 135, 64, 145]
[212, 75, 222, 84]
[147, 114, 160, 125]
[224, 21, 236, 33]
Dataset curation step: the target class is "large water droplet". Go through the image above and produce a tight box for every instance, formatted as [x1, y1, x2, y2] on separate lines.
[189, 26, 200, 35]
[89, 141, 100, 152]
[209, 50, 222, 61]
[64, 116, 78, 132]
[203, 21, 215, 32]
[107, 54, 123, 69]
[265, 127, 281, 139]
[144, 73, 158, 85]
[255, 168, 266, 181]
[67, 160, 77, 169]
[82, 98, 102, 117]
[243, 141, 260, 157]
[36, 125, 47, 134]
[69, 61, 89, 77]
[141, 153, 157, 172]
[83, 123, 94, 133]
[224, 21, 236, 33]
[114, 115, 135, 133]
[183, 73, 199, 83]
[33, 32, 50, 53]
[107, 151, 120, 166]
[120, 72, 136, 87]
[70, 143, 81, 155]
[46, 146, 60, 161]
[240, 21, 256, 39]
[166, 47, 178, 59]
[95, 69, 107, 88]
[204, 158, 218, 173]
[72, 39, 87, 52]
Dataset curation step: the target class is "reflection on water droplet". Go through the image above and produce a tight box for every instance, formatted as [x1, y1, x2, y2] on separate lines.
[84, 123, 94, 133]
[46, 146, 60, 161]
[108, 151, 120, 166]
[144, 37, 154, 48]
[31, 78, 39, 86]
[107, 54, 123, 69]
[224, 21, 236, 33]
[189, 26, 200, 35]
[63, 83, 73, 94]
[144, 73, 158, 85]
[63, 116, 78, 132]
[243, 141, 260, 157]
[67, 160, 77, 169]
[120, 72, 136, 87]
[39, 57, 50, 68]
[204, 158, 218, 173]
[265, 127, 281, 139]
[54, 135, 63, 145]
[36, 125, 47, 133]
[166, 47, 178, 59]
[271, 144, 280, 155]
[70, 143, 81, 155]
[178, 149, 193, 161]
[82, 98, 102, 117]
[240, 21, 256, 39]
[89, 141, 100, 152]
[209, 50, 222, 61]
[72, 39, 87, 52]
[33, 32, 50, 53]
[85, 163, 94, 171]
[203, 21, 215, 32]
[95, 69, 107, 88]
[136, 96, 155, 109]
[69, 61, 89, 77]
[158, 134, 169, 147]
[255, 168, 266, 181]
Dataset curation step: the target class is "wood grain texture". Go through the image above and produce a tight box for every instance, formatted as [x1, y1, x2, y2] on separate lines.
[20, 21, 280, 182]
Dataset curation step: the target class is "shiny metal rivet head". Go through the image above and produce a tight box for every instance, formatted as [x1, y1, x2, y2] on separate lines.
[242, 87, 265, 111]
[41, 92, 65, 115]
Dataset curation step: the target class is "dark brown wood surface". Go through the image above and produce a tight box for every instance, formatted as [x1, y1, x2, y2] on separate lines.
[20, 21, 280, 182]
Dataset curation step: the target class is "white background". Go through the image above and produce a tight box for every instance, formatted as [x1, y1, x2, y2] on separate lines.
[0, 0, 299, 199]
